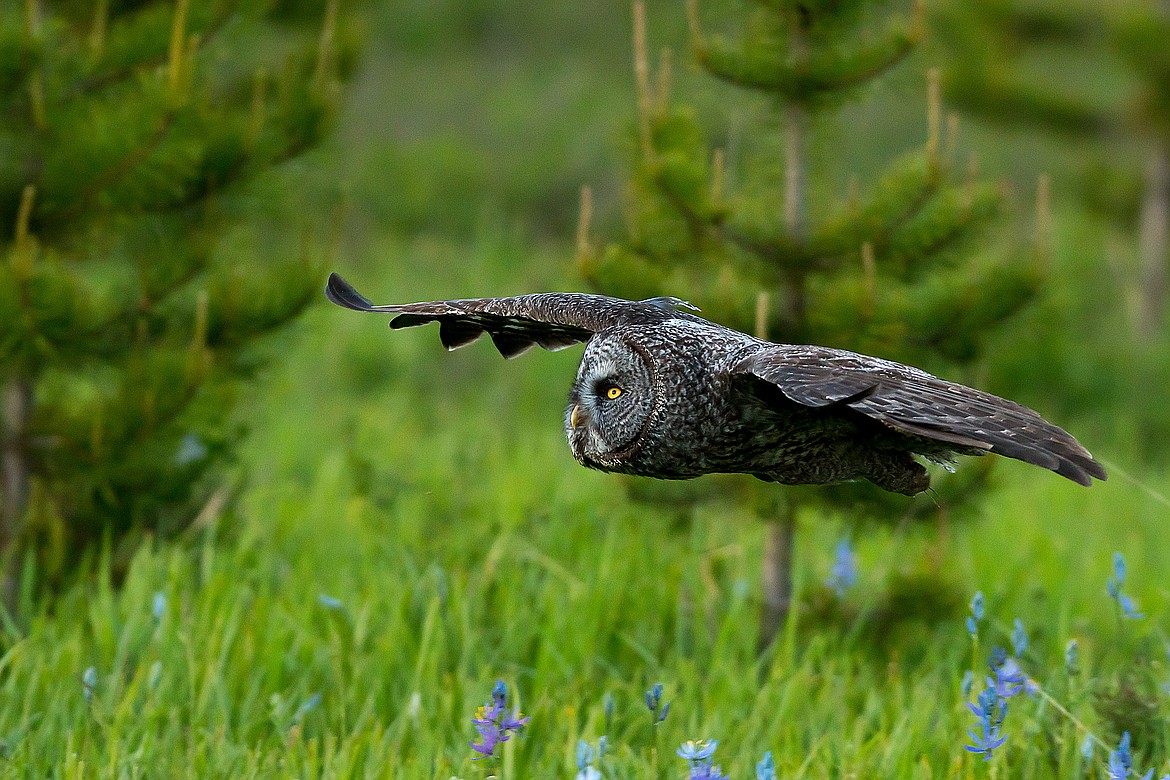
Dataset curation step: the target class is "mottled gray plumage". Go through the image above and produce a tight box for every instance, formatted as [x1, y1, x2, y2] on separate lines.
[326, 273, 1106, 495]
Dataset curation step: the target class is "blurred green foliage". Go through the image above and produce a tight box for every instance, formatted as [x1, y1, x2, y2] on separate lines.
[0, 0, 362, 584]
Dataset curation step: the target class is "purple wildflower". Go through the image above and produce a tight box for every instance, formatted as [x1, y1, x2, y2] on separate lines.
[678, 740, 728, 780]
[967, 591, 985, 636]
[826, 537, 857, 597]
[576, 740, 601, 780]
[1066, 639, 1080, 676]
[678, 740, 719, 762]
[1107, 732, 1132, 780]
[470, 680, 529, 760]
[989, 647, 1026, 699]
[646, 683, 670, 724]
[1119, 594, 1145, 620]
[152, 591, 167, 621]
[756, 751, 776, 780]
[965, 687, 1008, 761]
[317, 593, 344, 610]
[1102, 732, 1166, 780]
[1107, 553, 1144, 619]
[1011, 619, 1028, 656]
[81, 666, 97, 705]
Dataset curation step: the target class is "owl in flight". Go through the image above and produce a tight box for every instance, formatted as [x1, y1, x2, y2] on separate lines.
[326, 273, 1105, 496]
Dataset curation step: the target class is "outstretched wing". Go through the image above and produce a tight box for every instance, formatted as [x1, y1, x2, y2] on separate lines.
[326, 273, 693, 358]
[734, 345, 1107, 486]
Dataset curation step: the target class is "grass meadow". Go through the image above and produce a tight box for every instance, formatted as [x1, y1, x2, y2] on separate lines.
[0, 233, 1166, 777]
[2, 1, 1169, 777]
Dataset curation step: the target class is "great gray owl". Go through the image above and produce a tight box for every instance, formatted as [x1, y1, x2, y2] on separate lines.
[326, 273, 1106, 495]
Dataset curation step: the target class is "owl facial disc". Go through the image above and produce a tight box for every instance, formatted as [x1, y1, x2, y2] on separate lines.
[565, 336, 654, 470]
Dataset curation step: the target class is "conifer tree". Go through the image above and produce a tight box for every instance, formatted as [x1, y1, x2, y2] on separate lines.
[931, 0, 1112, 137]
[1114, 2, 1170, 336]
[934, 0, 1170, 338]
[578, 0, 1046, 646]
[0, 1, 357, 592]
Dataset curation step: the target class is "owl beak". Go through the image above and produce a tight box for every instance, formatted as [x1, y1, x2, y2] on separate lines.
[570, 403, 583, 429]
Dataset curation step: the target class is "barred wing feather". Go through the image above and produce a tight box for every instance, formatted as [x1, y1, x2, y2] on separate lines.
[735, 345, 1107, 486]
[326, 273, 692, 358]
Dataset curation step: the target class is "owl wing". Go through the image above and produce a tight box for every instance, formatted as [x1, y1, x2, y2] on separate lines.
[733, 345, 1106, 486]
[326, 273, 695, 358]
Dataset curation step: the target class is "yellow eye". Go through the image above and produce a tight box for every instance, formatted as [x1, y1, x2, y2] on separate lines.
[606, 386, 622, 400]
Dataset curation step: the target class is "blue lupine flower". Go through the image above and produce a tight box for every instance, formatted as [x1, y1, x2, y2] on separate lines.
[646, 683, 670, 724]
[961, 670, 974, 698]
[175, 433, 208, 465]
[646, 682, 662, 711]
[603, 691, 615, 731]
[1066, 639, 1080, 676]
[1011, 619, 1028, 656]
[470, 680, 529, 760]
[968, 591, 985, 636]
[965, 687, 1008, 761]
[598, 735, 607, 757]
[1119, 594, 1145, 620]
[1108, 553, 1144, 619]
[970, 591, 985, 621]
[1107, 732, 1133, 780]
[576, 740, 601, 780]
[826, 538, 857, 597]
[677, 740, 728, 780]
[152, 591, 166, 621]
[293, 692, 321, 724]
[689, 765, 729, 780]
[1082, 734, 1095, 761]
[317, 593, 344, 610]
[82, 666, 97, 704]
[678, 740, 718, 761]
[756, 750, 776, 780]
[989, 649, 1026, 699]
[965, 719, 1007, 762]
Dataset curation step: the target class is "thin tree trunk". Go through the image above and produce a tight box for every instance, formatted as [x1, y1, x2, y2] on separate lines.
[1138, 142, 1170, 338]
[782, 101, 809, 250]
[758, 503, 795, 653]
[759, 87, 810, 653]
[1, 377, 32, 608]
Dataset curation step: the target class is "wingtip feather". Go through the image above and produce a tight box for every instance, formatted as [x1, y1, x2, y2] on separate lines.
[325, 273, 377, 312]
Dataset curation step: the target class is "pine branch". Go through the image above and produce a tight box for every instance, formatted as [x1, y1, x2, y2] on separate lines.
[698, 27, 916, 102]
[49, 110, 177, 224]
[69, 3, 237, 100]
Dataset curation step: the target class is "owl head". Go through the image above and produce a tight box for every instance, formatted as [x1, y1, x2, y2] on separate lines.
[565, 334, 656, 471]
